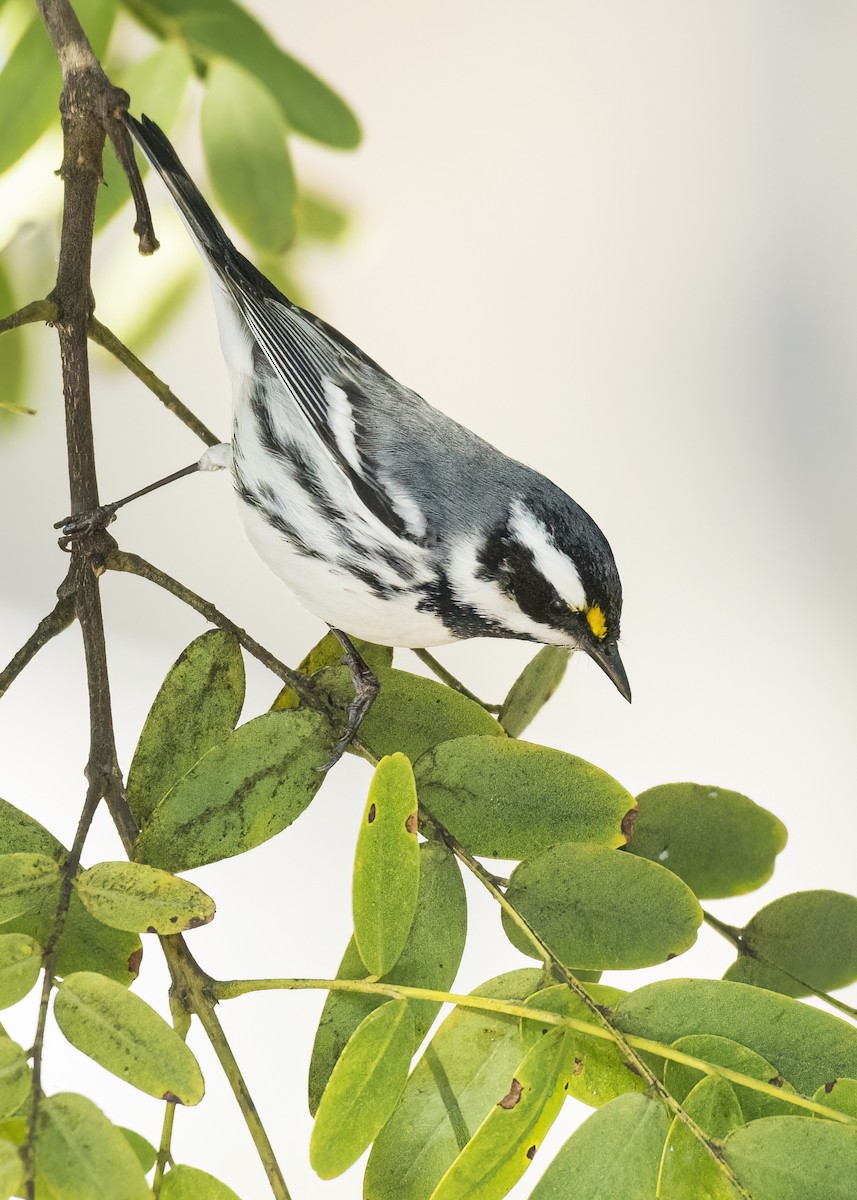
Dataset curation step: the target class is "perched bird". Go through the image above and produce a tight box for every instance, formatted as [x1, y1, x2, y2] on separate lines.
[68, 114, 630, 756]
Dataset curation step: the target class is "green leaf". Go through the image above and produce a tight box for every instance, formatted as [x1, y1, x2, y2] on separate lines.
[0, 0, 116, 175]
[139, 0, 360, 147]
[127, 629, 246, 825]
[503, 844, 702, 969]
[0, 259, 26, 419]
[119, 1127, 158, 1173]
[498, 647, 570, 737]
[430, 1026, 571, 1200]
[353, 754, 420, 977]
[0, 798, 64, 862]
[96, 41, 192, 231]
[614, 978, 857, 1096]
[722, 1116, 857, 1199]
[311, 999, 414, 1179]
[0, 1136, 22, 1199]
[309, 840, 466, 1114]
[54, 972, 204, 1104]
[723, 890, 857, 997]
[664, 1034, 798, 1122]
[315, 666, 505, 763]
[35, 1093, 151, 1200]
[76, 862, 215, 935]
[529, 1092, 671, 1200]
[134, 709, 333, 872]
[521, 984, 645, 1109]
[812, 1078, 857, 1119]
[0, 1038, 29, 1120]
[415, 737, 634, 859]
[295, 192, 350, 243]
[365, 968, 545, 1200]
[6, 890, 142, 987]
[657, 1074, 744, 1200]
[0, 933, 41, 1009]
[201, 58, 296, 252]
[161, 1164, 241, 1199]
[627, 782, 787, 899]
[272, 633, 392, 711]
[0, 854, 60, 924]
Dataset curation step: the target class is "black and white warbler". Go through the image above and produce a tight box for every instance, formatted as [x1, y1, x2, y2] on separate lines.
[64, 114, 630, 759]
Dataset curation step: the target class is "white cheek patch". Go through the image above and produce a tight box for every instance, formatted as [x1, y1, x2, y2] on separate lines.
[447, 537, 574, 645]
[509, 500, 587, 610]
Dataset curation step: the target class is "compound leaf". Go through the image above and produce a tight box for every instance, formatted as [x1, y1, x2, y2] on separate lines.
[627, 782, 787, 899]
[722, 1116, 857, 1200]
[415, 737, 634, 859]
[663, 1034, 797, 1122]
[503, 844, 702, 969]
[54, 972, 204, 1104]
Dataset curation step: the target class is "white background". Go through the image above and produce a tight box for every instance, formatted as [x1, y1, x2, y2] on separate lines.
[1, 2, 857, 1196]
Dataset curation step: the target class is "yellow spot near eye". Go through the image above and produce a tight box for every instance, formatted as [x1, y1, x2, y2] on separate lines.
[585, 605, 607, 640]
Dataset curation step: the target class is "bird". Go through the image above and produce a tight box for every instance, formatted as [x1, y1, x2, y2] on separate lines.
[64, 113, 630, 761]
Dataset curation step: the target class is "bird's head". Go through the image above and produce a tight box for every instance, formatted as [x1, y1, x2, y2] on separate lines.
[477, 487, 630, 702]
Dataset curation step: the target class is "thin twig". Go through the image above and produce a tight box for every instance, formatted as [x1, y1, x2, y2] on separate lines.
[152, 1102, 176, 1195]
[413, 648, 500, 711]
[212, 975, 857, 1126]
[87, 317, 219, 446]
[0, 298, 57, 335]
[704, 910, 857, 1022]
[0, 591, 76, 701]
[104, 112, 158, 255]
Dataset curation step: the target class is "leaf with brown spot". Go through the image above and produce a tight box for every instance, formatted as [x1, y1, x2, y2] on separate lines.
[498, 1079, 523, 1110]
[76, 861, 215, 935]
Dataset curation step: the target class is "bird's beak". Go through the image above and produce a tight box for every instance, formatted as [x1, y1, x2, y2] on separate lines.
[583, 640, 632, 703]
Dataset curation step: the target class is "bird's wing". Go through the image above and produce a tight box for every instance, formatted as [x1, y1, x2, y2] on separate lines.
[233, 284, 417, 540]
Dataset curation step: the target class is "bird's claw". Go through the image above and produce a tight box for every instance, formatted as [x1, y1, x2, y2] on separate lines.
[317, 640, 380, 771]
[54, 505, 118, 550]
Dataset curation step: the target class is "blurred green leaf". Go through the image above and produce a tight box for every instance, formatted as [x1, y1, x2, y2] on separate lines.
[614, 978, 857, 1096]
[55, 972, 204, 1104]
[723, 891, 857, 998]
[657, 1074, 744, 1200]
[295, 191, 350, 243]
[202, 58, 295, 252]
[314, 665, 505, 763]
[353, 754, 420, 977]
[529, 1092, 670, 1200]
[415, 736, 634, 859]
[34, 1093, 151, 1200]
[116, 258, 198, 354]
[722, 1116, 857, 1200]
[627, 782, 787, 899]
[161, 1165, 242, 1198]
[503, 844, 702, 969]
[0, 853, 60, 923]
[96, 40, 192, 231]
[309, 840, 466, 1114]
[0, 1037, 29, 1120]
[431, 1026, 570, 1200]
[0, 0, 116, 175]
[132, 0, 361, 147]
[311, 999, 414, 1179]
[134, 709, 333, 872]
[365, 969, 544, 1200]
[127, 629, 245, 825]
[0, 933, 41, 1009]
[811, 1078, 857, 1119]
[520, 984, 644, 1109]
[76, 861, 215, 935]
[663, 1034, 797, 1122]
[119, 1127, 158, 1173]
[0, 1135, 22, 1199]
[498, 647, 569, 737]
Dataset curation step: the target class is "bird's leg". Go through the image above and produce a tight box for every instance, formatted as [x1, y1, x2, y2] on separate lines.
[321, 628, 380, 770]
[56, 443, 232, 544]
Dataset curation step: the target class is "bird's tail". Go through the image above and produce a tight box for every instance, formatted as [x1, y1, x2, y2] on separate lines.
[125, 113, 231, 259]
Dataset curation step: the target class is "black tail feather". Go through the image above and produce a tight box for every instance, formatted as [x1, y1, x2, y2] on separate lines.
[124, 113, 231, 257]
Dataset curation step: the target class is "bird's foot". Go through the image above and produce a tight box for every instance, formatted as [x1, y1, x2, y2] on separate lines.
[319, 630, 380, 771]
[54, 503, 118, 549]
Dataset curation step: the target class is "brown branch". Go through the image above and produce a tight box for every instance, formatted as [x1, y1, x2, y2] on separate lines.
[0, 299, 57, 335]
[0, 589, 76, 701]
[88, 317, 219, 446]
